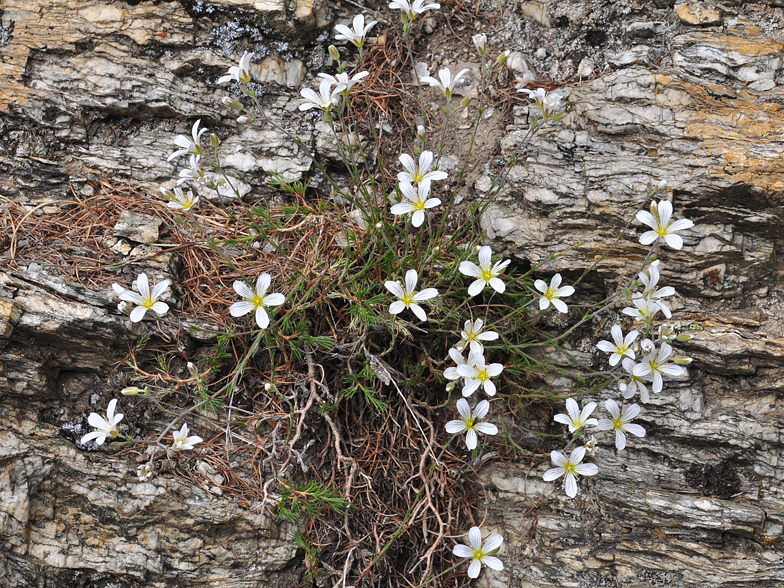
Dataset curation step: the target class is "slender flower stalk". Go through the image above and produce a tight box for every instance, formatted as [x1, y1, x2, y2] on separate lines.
[385, 269, 439, 321]
[445, 399, 498, 450]
[230, 273, 286, 330]
[597, 399, 646, 450]
[459, 246, 511, 296]
[452, 527, 504, 579]
[80, 399, 123, 446]
[542, 446, 598, 498]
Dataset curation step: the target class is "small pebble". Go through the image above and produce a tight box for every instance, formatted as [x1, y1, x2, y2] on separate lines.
[535, 47, 547, 60]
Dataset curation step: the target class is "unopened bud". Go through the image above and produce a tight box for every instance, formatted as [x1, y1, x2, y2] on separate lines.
[460, 96, 471, 108]
[222, 96, 244, 111]
[328, 45, 340, 61]
[673, 356, 693, 365]
[433, 245, 440, 253]
[210, 133, 220, 148]
[472, 33, 487, 57]
[121, 386, 142, 396]
[375, 222, 383, 229]
[657, 179, 667, 190]
[160, 186, 175, 199]
[416, 124, 426, 141]
[496, 50, 510, 64]
[445, 381, 455, 392]
[187, 362, 199, 376]
[677, 333, 694, 342]
[265, 382, 279, 394]
[236, 115, 251, 124]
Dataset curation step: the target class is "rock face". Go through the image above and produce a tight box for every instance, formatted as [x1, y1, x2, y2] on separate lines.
[1, 0, 783, 587]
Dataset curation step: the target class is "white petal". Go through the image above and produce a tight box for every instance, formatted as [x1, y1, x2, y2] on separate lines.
[117, 291, 143, 304]
[151, 280, 171, 300]
[399, 153, 417, 176]
[390, 203, 415, 215]
[550, 450, 567, 467]
[88, 413, 109, 429]
[565, 398, 579, 420]
[255, 273, 271, 297]
[80, 431, 104, 445]
[557, 286, 575, 297]
[467, 279, 486, 297]
[230, 300, 255, 317]
[411, 210, 425, 227]
[130, 306, 148, 323]
[570, 446, 586, 464]
[475, 422, 498, 435]
[663, 233, 684, 250]
[409, 303, 427, 322]
[459, 261, 482, 278]
[621, 403, 640, 420]
[483, 555, 504, 571]
[473, 400, 490, 420]
[615, 429, 627, 450]
[542, 467, 564, 481]
[465, 429, 478, 449]
[446, 420, 467, 434]
[478, 246, 492, 269]
[483, 380, 496, 396]
[413, 288, 438, 301]
[468, 527, 483, 550]
[419, 150, 434, 173]
[389, 300, 406, 315]
[553, 414, 572, 426]
[263, 293, 286, 307]
[669, 218, 694, 232]
[151, 301, 169, 316]
[255, 306, 270, 329]
[636, 210, 658, 230]
[489, 277, 506, 294]
[604, 398, 620, 419]
[596, 418, 613, 431]
[596, 341, 616, 354]
[483, 534, 503, 552]
[624, 423, 646, 438]
[467, 559, 482, 579]
[539, 297, 550, 310]
[404, 269, 418, 294]
[551, 298, 569, 314]
[574, 463, 598, 476]
[462, 380, 481, 397]
[564, 473, 578, 498]
[534, 279, 548, 294]
[639, 230, 659, 245]
[233, 281, 255, 300]
[453, 544, 473, 558]
[456, 398, 471, 420]
[384, 281, 405, 298]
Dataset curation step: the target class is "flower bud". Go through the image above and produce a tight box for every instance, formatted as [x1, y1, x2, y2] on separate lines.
[221, 96, 244, 111]
[121, 386, 142, 396]
[673, 356, 693, 365]
[328, 45, 340, 61]
[496, 50, 510, 64]
[236, 115, 251, 124]
[375, 222, 383, 229]
[265, 382, 279, 394]
[460, 96, 471, 108]
[210, 133, 220, 148]
[657, 179, 667, 190]
[445, 381, 455, 392]
[472, 33, 487, 56]
[677, 333, 694, 342]
[187, 362, 199, 377]
[433, 245, 440, 253]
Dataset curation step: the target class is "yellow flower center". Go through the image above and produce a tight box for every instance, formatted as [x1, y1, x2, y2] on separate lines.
[251, 293, 266, 309]
[476, 368, 490, 383]
[472, 548, 486, 561]
[564, 462, 576, 476]
[413, 199, 426, 212]
[413, 171, 423, 183]
[545, 287, 557, 301]
[463, 416, 475, 429]
[612, 417, 623, 430]
[481, 268, 494, 283]
[402, 293, 414, 307]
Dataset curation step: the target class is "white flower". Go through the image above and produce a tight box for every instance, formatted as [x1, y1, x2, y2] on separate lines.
[318, 71, 369, 94]
[452, 527, 504, 579]
[137, 462, 154, 481]
[230, 273, 286, 330]
[216, 51, 253, 85]
[176, 154, 205, 186]
[542, 446, 598, 498]
[80, 399, 123, 446]
[385, 269, 438, 322]
[459, 246, 511, 297]
[621, 296, 660, 322]
[597, 399, 646, 450]
[636, 200, 694, 250]
[334, 14, 377, 48]
[420, 67, 470, 99]
[390, 180, 441, 227]
[456, 354, 504, 397]
[620, 357, 650, 403]
[534, 273, 575, 313]
[172, 422, 203, 451]
[518, 87, 563, 117]
[299, 78, 346, 112]
[389, 0, 441, 21]
[167, 187, 199, 211]
[444, 347, 468, 381]
[634, 262, 676, 318]
[397, 150, 448, 185]
[633, 342, 685, 394]
[458, 318, 499, 355]
[596, 325, 639, 366]
[472, 33, 487, 56]
[167, 119, 207, 162]
[553, 398, 598, 433]
[445, 399, 498, 450]
[114, 273, 170, 323]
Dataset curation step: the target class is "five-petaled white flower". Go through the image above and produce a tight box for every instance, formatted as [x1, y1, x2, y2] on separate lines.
[458, 318, 499, 354]
[172, 422, 203, 451]
[553, 398, 598, 433]
[542, 446, 598, 498]
[80, 399, 123, 446]
[456, 354, 504, 397]
[318, 71, 369, 95]
[445, 399, 498, 450]
[168, 119, 207, 162]
[534, 273, 574, 313]
[217, 51, 253, 85]
[389, 0, 441, 21]
[420, 67, 470, 99]
[114, 273, 170, 323]
[230, 273, 286, 330]
[596, 325, 639, 366]
[397, 150, 448, 185]
[167, 186, 200, 211]
[137, 461, 154, 481]
[460, 246, 511, 297]
[597, 399, 646, 450]
[385, 269, 439, 322]
[472, 33, 487, 56]
[518, 87, 563, 118]
[176, 154, 205, 186]
[634, 342, 685, 394]
[390, 180, 441, 227]
[622, 295, 661, 322]
[334, 14, 377, 48]
[636, 200, 694, 250]
[299, 78, 346, 112]
[452, 527, 504, 579]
